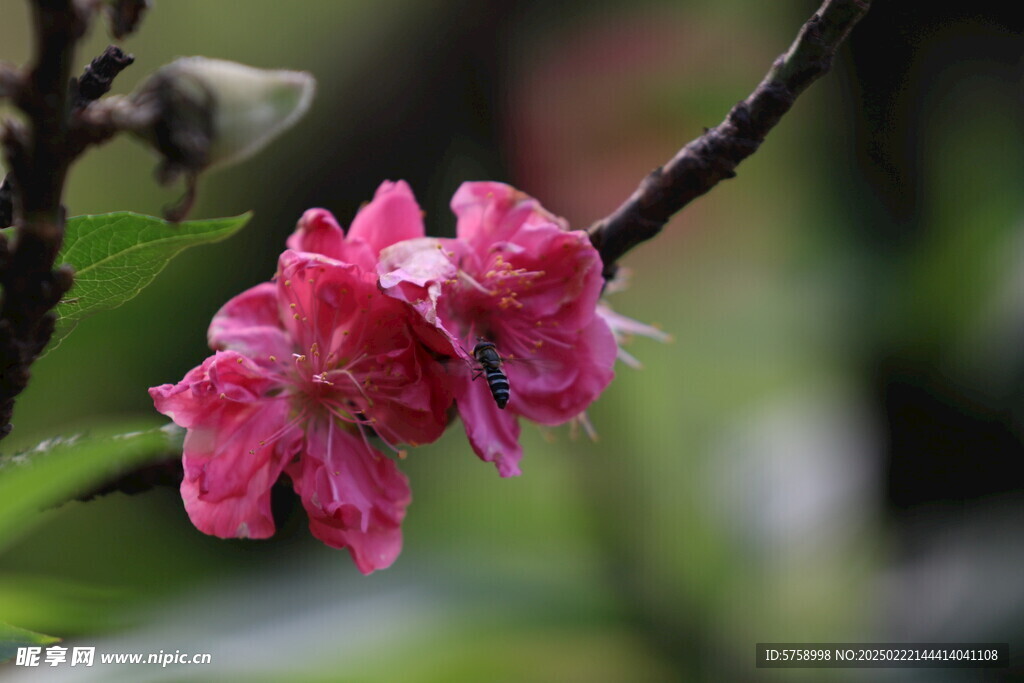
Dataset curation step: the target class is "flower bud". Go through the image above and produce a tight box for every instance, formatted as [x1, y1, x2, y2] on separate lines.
[125, 57, 315, 181]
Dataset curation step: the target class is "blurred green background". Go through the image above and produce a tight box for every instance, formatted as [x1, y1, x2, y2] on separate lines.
[2, 0, 1023, 680]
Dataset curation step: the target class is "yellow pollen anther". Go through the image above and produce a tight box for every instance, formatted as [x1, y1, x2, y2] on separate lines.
[499, 296, 522, 310]
[219, 392, 227, 399]
[269, 355, 277, 362]
[293, 313, 301, 320]
[290, 303, 297, 309]
[236, 357, 244, 364]
[284, 279, 291, 286]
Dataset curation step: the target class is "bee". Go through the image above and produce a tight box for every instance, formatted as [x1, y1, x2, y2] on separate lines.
[471, 338, 510, 409]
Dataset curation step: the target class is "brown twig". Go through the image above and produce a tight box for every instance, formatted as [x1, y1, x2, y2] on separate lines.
[0, 3, 137, 441]
[587, 0, 871, 280]
[71, 44, 135, 111]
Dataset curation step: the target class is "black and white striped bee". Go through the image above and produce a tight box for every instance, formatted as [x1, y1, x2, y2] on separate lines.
[471, 338, 510, 409]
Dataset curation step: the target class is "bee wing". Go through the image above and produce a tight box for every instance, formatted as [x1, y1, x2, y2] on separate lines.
[437, 355, 477, 378]
[502, 355, 564, 374]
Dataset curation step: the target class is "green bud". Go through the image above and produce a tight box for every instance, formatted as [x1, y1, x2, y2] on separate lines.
[126, 57, 316, 180]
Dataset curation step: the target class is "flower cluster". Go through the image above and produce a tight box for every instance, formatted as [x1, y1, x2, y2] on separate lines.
[151, 180, 633, 573]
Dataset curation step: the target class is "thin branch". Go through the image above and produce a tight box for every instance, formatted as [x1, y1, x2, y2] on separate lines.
[587, 0, 871, 280]
[71, 44, 135, 111]
[74, 456, 182, 503]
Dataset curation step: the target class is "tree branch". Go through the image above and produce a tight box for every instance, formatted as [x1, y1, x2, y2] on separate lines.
[586, 0, 871, 280]
[0, 1, 92, 441]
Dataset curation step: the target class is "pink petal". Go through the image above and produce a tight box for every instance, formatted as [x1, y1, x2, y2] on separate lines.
[150, 351, 301, 539]
[348, 180, 425, 258]
[455, 375, 523, 477]
[287, 208, 348, 261]
[507, 314, 617, 425]
[358, 337, 452, 448]
[208, 282, 293, 366]
[286, 184, 424, 272]
[288, 420, 411, 573]
[275, 250, 372, 357]
[499, 225, 602, 329]
[378, 237, 457, 290]
[451, 181, 566, 246]
[377, 237, 467, 358]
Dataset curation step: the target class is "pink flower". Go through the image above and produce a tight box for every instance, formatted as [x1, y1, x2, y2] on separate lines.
[150, 193, 450, 573]
[378, 181, 616, 477]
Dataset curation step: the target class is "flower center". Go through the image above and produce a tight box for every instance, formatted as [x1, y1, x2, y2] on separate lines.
[452, 252, 545, 339]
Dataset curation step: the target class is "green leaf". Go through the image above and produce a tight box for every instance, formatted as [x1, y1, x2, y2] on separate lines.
[0, 425, 181, 551]
[49, 211, 252, 352]
[0, 621, 60, 663]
